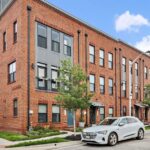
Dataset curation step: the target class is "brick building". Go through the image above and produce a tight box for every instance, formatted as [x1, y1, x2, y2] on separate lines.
[0, 0, 150, 133]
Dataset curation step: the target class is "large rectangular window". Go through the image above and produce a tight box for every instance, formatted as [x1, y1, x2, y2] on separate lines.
[122, 81, 126, 97]
[123, 106, 127, 116]
[64, 35, 71, 56]
[37, 63, 47, 90]
[135, 63, 138, 99]
[100, 107, 105, 121]
[3, 31, 6, 51]
[8, 61, 16, 83]
[89, 45, 95, 64]
[122, 57, 126, 97]
[90, 74, 95, 92]
[109, 78, 113, 95]
[51, 66, 59, 91]
[13, 21, 17, 43]
[99, 49, 104, 67]
[144, 67, 148, 79]
[52, 30, 60, 53]
[109, 108, 114, 117]
[38, 104, 47, 123]
[108, 53, 113, 69]
[37, 23, 47, 49]
[13, 99, 18, 117]
[52, 105, 60, 123]
[100, 76, 105, 94]
[122, 57, 126, 72]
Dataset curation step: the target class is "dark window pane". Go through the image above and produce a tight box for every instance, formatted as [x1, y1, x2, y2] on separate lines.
[52, 41, 60, 52]
[38, 36, 47, 49]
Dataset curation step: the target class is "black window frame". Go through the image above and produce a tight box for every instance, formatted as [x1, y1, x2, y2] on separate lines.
[8, 61, 16, 84]
[108, 53, 113, 69]
[37, 63, 47, 90]
[109, 107, 114, 117]
[123, 106, 127, 116]
[13, 99, 18, 117]
[52, 105, 60, 123]
[89, 74, 95, 92]
[51, 29, 60, 53]
[37, 23, 47, 49]
[64, 35, 72, 56]
[122, 80, 127, 97]
[144, 66, 148, 79]
[13, 21, 17, 43]
[100, 107, 105, 121]
[89, 45, 95, 64]
[100, 76, 105, 94]
[122, 57, 126, 72]
[51, 66, 59, 91]
[99, 49, 105, 67]
[38, 104, 48, 123]
[109, 78, 113, 95]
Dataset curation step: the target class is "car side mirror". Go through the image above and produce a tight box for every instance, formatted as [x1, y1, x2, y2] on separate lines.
[119, 122, 125, 127]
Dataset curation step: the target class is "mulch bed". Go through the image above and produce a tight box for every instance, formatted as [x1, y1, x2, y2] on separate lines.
[65, 134, 81, 141]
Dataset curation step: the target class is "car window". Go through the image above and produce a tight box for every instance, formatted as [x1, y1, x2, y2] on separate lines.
[100, 118, 118, 125]
[127, 118, 138, 124]
[120, 118, 128, 124]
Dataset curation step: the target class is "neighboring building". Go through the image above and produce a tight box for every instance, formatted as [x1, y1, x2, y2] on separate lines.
[0, 0, 150, 133]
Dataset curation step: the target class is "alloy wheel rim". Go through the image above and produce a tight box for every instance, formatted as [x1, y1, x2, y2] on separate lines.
[110, 134, 117, 145]
[139, 130, 144, 138]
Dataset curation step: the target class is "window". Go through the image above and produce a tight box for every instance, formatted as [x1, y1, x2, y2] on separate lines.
[13, 21, 17, 43]
[129, 60, 133, 94]
[13, 99, 18, 117]
[135, 63, 138, 76]
[144, 67, 148, 79]
[123, 106, 127, 116]
[100, 107, 105, 121]
[52, 105, 60, 123]
[135, 63, 138, 99]
[38, 104, 47, 123]
[127, 118, 137, 124]
[120, 118, 128, 124]
[51, 66, 59, 91]
[37, 63, 47, 90]
[89, 45, 95, 63]
[99, 49, 104, 67]
[108, 53, 113, 69]
[135, 85, 138, 99]
[122, 57, 126, 72]
[3, 31, 6, 51]
[37, 23, 47, 48]
[90, 74, 95, 92]
[100, 76, 105, 94]
[51, 30, 60, 52]
[8, 61, 16, 83]
[109, 78, 113, 95]
[109, 108, 114, 117]
[64, 35, 72, 56]
[129, 60, 133, 74]
[122, 81, 126, 97]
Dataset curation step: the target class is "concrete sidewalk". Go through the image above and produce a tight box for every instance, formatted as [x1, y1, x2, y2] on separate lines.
[0, 131, 80, 148]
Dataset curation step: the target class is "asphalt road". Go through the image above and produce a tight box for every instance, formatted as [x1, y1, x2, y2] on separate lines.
[4, 133, 150, 150]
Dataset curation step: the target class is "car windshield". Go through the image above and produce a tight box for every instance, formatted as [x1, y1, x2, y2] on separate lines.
[99, 118, 118, 126]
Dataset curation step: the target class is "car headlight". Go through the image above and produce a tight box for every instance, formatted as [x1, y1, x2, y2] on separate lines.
[96, 130, 107, 135]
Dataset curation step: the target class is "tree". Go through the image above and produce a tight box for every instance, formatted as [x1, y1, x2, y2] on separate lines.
[55, 59, 93, 135]
[143, 84, 150, 106]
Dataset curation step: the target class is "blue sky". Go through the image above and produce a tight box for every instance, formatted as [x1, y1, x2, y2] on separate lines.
[47, 0, 150, 52]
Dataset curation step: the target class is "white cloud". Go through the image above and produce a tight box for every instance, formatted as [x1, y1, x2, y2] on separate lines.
[115, 11, 150, 32]
[135, 35, 150, 52]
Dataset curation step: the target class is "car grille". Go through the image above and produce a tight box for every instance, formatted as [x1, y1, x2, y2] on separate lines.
[82, 132, 97, 139]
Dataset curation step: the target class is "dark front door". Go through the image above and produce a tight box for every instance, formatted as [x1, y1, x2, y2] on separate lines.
[90, 106, 96, 124]
[67, 110, 73, 126]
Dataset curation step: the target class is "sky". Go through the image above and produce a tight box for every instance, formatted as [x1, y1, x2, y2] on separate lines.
[47, 0, 150, 52]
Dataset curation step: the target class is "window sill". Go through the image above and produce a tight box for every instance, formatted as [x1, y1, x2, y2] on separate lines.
[8, 81, 16, 85]
[35, 88, 58, 94]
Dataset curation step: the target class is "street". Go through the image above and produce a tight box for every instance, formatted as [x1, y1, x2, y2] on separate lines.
[4, 133, 150, 150]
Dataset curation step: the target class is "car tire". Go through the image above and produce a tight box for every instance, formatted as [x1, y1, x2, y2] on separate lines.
[137, 128, 144, 140]
[108, 132, 118, 146]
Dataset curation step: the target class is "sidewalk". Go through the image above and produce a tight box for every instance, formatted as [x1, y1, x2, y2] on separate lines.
[0, 131, 80, 148]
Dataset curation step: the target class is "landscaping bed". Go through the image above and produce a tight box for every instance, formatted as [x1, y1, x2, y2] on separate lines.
[145, 126, 150, 130]
[0, 126, 66, 141]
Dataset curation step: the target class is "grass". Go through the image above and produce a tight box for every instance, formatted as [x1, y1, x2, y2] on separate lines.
[6, 137, 68, 148]
[0, 129, 66, 141]
[145, 126, 150, 130]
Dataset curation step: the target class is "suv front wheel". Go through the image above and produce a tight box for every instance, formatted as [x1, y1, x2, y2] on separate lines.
[108, 132, 118, 146]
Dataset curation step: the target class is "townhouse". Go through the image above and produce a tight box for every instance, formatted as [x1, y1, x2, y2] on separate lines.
[0, 0, 150, 133]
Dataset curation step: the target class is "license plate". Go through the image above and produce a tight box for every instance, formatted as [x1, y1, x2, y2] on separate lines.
[86, 136, 90, 139]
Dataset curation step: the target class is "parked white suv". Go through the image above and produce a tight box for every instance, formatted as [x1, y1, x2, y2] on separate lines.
[81, 116, 145, 146]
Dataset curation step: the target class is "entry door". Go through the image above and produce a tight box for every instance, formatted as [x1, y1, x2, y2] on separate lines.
[90, 106, 96, 124]
[67, 110, 73, 126]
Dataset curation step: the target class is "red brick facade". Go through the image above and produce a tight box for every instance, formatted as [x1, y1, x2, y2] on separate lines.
[0, 0, 150, 133]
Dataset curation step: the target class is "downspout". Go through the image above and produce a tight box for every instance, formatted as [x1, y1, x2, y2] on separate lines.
[77, 30, 81, 64]
[85, 33, 88, 126]
[27, 5, 32, 131]
[119, 48, 122, 116]
[114, 48, 118, 116]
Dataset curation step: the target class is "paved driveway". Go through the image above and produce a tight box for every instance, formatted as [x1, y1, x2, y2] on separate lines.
[4, 132, 150, 150]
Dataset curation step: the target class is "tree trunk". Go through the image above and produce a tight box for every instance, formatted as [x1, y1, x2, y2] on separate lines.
[73, 110, 76, 136]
